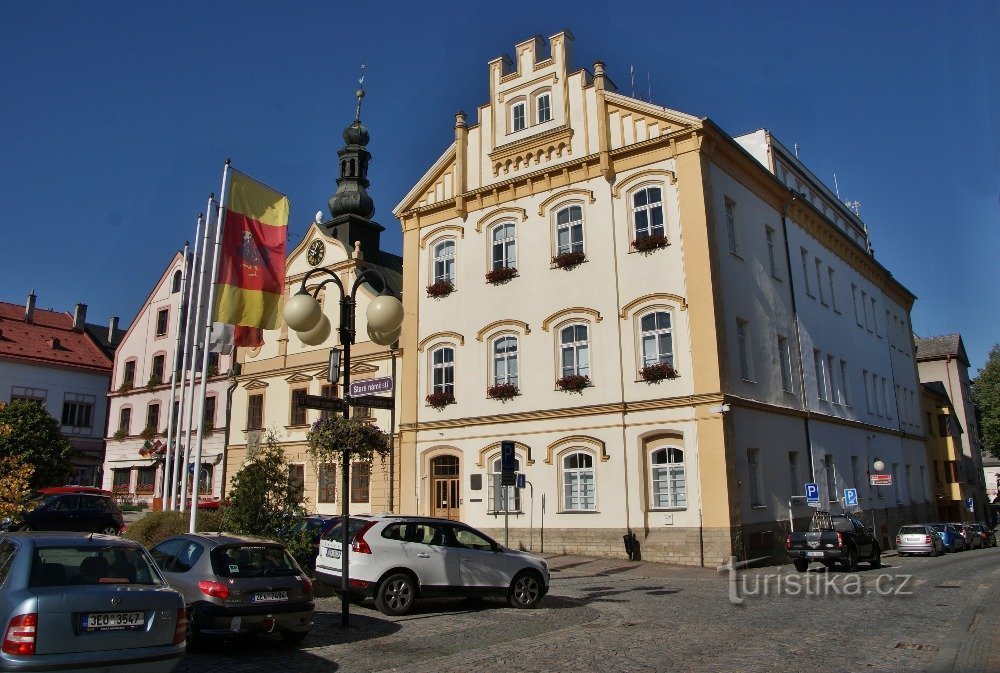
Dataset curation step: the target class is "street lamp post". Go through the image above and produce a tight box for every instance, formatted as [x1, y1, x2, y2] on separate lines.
[284, 264, 402, 627]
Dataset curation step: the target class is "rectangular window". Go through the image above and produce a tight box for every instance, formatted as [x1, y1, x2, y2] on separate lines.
[918, 465, 926, 501]
[320, 384, 337, 421]
[112, 468, 131, 489]
[788, 451, 800, 496]
[318, 464, 336, 503]
[536, 93, 551, 123]
[725, 199, 739, 255]
[736, 319, 752, 381]
[863, 370, 872, 413]
[852, 284, 863, 326]
[247, 394, 263, 430]
[136, 466, 156, 493]
[873, 375, 883, 417]
[203, 396, 216, 428]
[933, 460, 941, 484]
[886, 311, 894, 347]
[155, 308, 169, 337]
[938, 414, 948, 437]
[881, 378, 891, 418]
[801, 248, 812, 297]
[825, 455, 837, 503]
[815, 259, 826, 305]
[145, 403, 160, 433]
[747, 449, 763, 507]
[151, 354, 165, 384]
[351, 462, 371, 502]
[766, 226, 779, 278]
[777, 335, 793, 393]
[289, 464, 305, 503]
[61, 401, 94, 428]
[871, 297, 880, 336]
[828, 268, 838, 311]
[905, 464, 913, 502]
[511, 102, 525, 132]
[814, 350, 827, 401]
[827, 355, 837, 403]
[945, 461, 958, 483]
[118, 407, 131, 434]
[290, 388, 308, 426]
[840, 360, 851, 406]
[122, 360, 136, 389]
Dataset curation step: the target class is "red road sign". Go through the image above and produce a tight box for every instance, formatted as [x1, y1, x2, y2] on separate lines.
[870, 474, 893, 486]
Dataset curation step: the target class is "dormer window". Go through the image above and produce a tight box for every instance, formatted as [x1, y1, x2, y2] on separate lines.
[511, 102, 526, 132]
[536, 93, 551, 124]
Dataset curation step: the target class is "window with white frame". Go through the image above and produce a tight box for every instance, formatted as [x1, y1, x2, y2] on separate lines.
[171, 270, 182, 293]
[777, 335, 793, 393]
[639, 311, 673, 368]
[871, 297, 880, 336]
[725, 198, 739, 255]
[828, 268, 838, 311]
[632, 187, 665, 242]
[880, 377, 890, 418]
[788, 451, 800, 496]
[433, 240, 456, 286]
[650, 447, 686, 508]
[840, 360, 851, 406]
[431, 346, 455, 395]
[492, 335, 519, 387]
[827, 355, 838, 403]
[536, 92, 551, 124]
[490, 222, 517, 270]
[511, 101, 526, 132]
[562, 452, 596, 510]
[736, 319, 753, 381]
[559, 324, 590, 379]
[815, 259, 826, 305]
[862, 290, 872, 331]
[801, 249, 812, 297]
[490, 455, 521, 512]
[825, 455, 837, 503]
[852, 284, 863, 326]
[555, 206, 584, 256]
[863, 370, 872, 413]
[905, 464, 913, 502]
[748, 448, 764, 507]
[814, 350, 827, 401]
[766, 226, 779, 278]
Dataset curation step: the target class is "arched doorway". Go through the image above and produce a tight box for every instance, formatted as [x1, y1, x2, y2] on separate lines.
[430, 455, 460, 520]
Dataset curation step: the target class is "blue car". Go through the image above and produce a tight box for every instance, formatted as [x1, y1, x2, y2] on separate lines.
[930, 523, 965, 552]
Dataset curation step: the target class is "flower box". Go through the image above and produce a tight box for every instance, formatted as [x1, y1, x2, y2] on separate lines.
[139, 426, 157, 441]
[487, 383, 520, 401]
[556, 374, 591, 392]
[425, 391, 456, 409]
[113, 428, 127, 441]
[552, 251, 586, 269]
[146, 374, 162, 389]
[485, 267, 518, 285]
[117, 382, 133, 394]
[632, 234, 669, 253]
[135, 485, 155, 495]
[640, 362, 679, 383]
[426, 280, 455, 298]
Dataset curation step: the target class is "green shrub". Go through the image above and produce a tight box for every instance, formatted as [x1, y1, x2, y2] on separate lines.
[123, 509, 226, 548]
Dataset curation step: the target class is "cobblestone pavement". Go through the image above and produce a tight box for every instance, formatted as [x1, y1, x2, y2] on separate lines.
[177, 547, 1000, 673]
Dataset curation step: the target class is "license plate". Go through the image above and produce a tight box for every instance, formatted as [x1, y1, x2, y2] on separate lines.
[251, 591, 288, 603]
[80, 611, 145, 632]
[326, 548, 341, 559]
[805, 551, 825, 558]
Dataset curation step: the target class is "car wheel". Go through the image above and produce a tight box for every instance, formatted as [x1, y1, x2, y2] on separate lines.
[841, 547, 858, 571]
[793, 559, 809, 573]
[375, 574, 416, 616]
[18, 524, 33, 532]
[870, 548, 882, 568]
[185, 606, 203, 648]
[100, 526, 118, 536]
[507, 571, 544, 609]
[281, 630, 309, 645]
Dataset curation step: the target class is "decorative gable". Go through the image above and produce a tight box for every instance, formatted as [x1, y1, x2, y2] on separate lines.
[284, 372, 312, 384]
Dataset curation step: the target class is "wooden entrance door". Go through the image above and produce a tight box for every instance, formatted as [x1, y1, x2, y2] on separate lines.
[430, 455, 460, 520]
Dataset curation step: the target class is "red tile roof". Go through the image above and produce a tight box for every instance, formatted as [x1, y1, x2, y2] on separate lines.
[0, 301, 112, 372]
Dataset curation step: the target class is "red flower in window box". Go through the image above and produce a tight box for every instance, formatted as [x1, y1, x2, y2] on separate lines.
[485, 267, 518, 285]
[551, 251, 586, 269]
[555, 374, 591, 392]
[487, 383, 520, 401]
[632, 234, 669, 253]
[426, 280, 455, 298]
[639, 363, 678, 383]
[425, 391, 456, 409]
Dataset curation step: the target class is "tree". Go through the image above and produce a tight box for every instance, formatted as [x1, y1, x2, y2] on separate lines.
[0, 400, 74, 489]
[972, 343, 1000, 460]
[0, 455, 35, 521]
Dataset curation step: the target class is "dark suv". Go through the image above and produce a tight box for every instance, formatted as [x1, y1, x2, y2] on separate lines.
[1, 491, 123, 535]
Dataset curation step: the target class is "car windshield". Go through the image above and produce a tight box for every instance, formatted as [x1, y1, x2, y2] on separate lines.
[30, 545, 163, 587]
[930, 524, 946, 532]
[900, 526, 926, 534]
[321, 518, 371, 542]
[211, 544, 300, 578]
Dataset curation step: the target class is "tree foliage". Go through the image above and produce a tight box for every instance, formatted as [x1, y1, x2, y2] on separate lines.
[123, 509, 225, 549]
[0, 455, 35, 521]
[225, 431, 307, 543]
[0, 400, 74, 489]
[972, 343, 1000, 461]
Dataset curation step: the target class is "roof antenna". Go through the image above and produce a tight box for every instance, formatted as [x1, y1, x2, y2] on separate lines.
[630, 64, 635, 98]
[355, 63, 366, 122]
[794, 143, 800, 158]
[833, 173, 841, 199]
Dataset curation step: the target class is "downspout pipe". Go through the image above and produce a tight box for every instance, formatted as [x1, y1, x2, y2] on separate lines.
[219, 370, 239, 500]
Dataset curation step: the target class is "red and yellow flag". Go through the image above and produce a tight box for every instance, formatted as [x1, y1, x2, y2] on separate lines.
[213, 170, 289, 329]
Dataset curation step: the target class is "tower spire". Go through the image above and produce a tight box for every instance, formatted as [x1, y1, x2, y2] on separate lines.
[355, 64, 366, 121]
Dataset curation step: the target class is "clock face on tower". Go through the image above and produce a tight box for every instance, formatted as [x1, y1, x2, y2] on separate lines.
[307, 239, 325, 266]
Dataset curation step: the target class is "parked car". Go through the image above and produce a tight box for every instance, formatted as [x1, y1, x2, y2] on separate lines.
[968, 523, 997, 548]
[0, 531, 185, 672]
[896, 525, 945, 556]
[1, 492, 123, 536]
[948, 522, 981, 550]
[150, 533, 313, 644]
[786, 511, 882, 571]
[929, 523, 966, 552]
[315, 515, 550, 616]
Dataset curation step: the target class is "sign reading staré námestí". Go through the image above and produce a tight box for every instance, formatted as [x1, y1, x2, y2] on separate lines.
[349, 376, 393, 396]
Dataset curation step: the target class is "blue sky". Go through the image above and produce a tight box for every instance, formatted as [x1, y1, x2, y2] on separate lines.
[2, 1, 997, 372]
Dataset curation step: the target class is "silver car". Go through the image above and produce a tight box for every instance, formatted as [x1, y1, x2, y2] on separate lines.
[896, 525, 945, 556]
[0, 532, 185, 672]
[150, 533, 313, 644]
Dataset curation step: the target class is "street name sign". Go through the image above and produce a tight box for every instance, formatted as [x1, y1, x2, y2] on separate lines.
[516, 473, 526, 489]
[349, 377, 393, 396]
[294, 393, 346, 413]
[869, 474, 892, 486]
[350, 394, 394, 410]
[805, 482, 820, 506]
[844, 488, 858, 507]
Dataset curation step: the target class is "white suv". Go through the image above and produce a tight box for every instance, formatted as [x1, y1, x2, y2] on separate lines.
[315, 515, 549, 615]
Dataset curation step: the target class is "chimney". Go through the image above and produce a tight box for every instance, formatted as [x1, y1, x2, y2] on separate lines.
[73, 303, 88, 331]
[25, 290, 36, 323]
[108, 316, 119, 342]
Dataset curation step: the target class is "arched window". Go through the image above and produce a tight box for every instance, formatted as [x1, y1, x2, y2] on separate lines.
[433, 240, 456, 286]
[562, 452, 596, 510]
[555, 206, 584, 256]
[632, 187, 664, 241]
[492, 335, 518, 386]
[490, 455, 521, 512]
[171, 270, 182, 293]
[560, 324, 590, 378]
[491, 222, 517, 270]
[639, 311, 673, 368]
[536, 92, 551, 124]
[511, 101, 526, 132]
[650, 447, 686, 508]
[431, 347, 455, 395]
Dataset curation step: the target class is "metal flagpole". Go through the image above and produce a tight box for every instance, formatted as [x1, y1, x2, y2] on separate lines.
[170, 212, 206, 510]
[161, 240, 190, 507]
[190, 160, 230, 533]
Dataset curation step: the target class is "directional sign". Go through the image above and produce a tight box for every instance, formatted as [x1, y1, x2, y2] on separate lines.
[844, 488, 858, 507]
[805, 482, 820, 506]
[516, 473, 526, 489]
[349, 376, 393, 396]
[295, 393, 346, 413]
[965, 497, 974, 512]
[349, 394, 394, 410]
[869, 474, 892, 486]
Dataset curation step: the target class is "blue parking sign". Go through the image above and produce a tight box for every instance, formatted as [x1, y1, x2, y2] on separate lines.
[844, 488, 858, 507]
[805, 482, 820, 505]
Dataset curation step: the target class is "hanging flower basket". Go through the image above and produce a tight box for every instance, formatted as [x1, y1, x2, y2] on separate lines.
[485, 267, 519, 285]
[640, 363, 678, 383]
[307, 416, 392, 469]
[487, 383, 520, 401]
[425, 391, 456, 409]
[426, 280, 455, 298]
[556, 374, 591, 392]
[146, 374, 162, 389]
[632, 234, 669, 254]
[552, 251, 586, 269]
